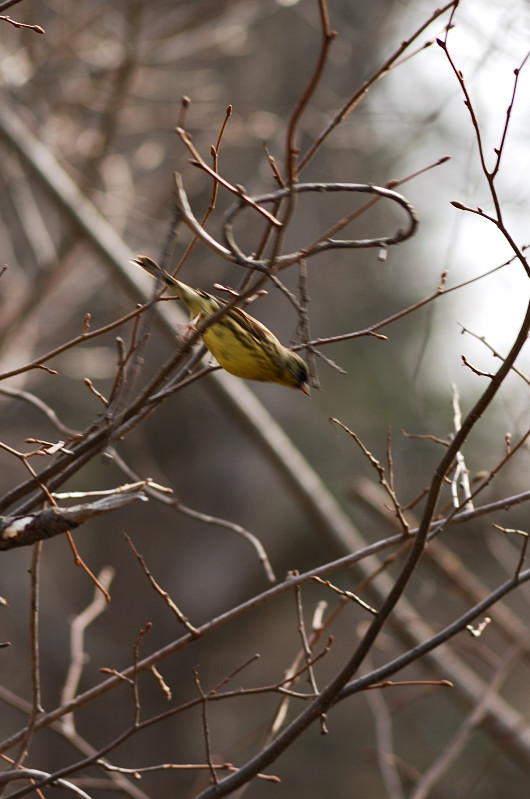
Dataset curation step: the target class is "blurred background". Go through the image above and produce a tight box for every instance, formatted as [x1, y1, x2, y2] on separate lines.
[1, 1, 530, 797]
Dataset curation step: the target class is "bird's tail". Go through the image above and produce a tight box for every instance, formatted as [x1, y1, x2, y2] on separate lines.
[132, 255, 217, 317]
[132, 255, 175, 288]
[132, 254, 194, 303]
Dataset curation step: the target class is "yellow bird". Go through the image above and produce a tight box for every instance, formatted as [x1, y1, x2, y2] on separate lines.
[133, 256, 310, 394]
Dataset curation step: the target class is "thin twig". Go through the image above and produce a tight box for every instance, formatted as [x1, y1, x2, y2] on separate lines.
[61, 568, 115, 735]
[298, 1, 459, 170]
[0, 303, 152, 381]
[330, 418, 411, 535]
[363, 654, 405, 799]
[12, 542, 43, 769]
[294, 582, 325, 733]
[193, 668, 218, 786]
[450, 383, 473, 511]
[124, 534, 199, 635]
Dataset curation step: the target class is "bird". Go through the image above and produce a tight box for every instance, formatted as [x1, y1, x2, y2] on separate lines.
[132, 255, 310, 394]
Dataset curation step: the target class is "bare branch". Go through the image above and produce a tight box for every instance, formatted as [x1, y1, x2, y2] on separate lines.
[0, 492, 147, 550]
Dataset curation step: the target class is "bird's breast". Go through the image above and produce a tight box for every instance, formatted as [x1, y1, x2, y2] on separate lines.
[201, 321, 276, 381]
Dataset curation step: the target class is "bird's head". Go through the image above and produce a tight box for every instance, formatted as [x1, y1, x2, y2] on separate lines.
[284, 352, 311, 396]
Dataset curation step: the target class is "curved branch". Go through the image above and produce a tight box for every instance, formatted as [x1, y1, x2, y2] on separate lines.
[0, 770, 92, 799]
[223, 182, 419, 267]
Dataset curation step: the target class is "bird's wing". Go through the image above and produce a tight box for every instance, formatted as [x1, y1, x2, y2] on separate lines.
[228, 305, 281, 347]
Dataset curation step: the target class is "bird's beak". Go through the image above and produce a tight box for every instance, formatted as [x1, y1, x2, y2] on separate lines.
[300, 382, 311, 397]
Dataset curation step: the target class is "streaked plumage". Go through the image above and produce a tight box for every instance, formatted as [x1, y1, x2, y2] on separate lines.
[132, 255, 310, 394]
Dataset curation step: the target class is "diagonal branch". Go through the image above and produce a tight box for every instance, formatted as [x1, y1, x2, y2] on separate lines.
[0, 492, 147, 550]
